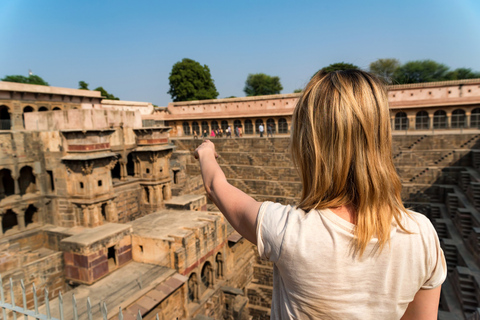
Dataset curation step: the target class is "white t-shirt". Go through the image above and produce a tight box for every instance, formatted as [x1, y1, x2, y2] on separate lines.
[256, 202, 447, 320]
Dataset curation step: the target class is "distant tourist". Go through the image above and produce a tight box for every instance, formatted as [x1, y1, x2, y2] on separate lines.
[193, 130, 198, 139]
[259, 123, 264, 137]
[227, 126, 232, 138]
[194, 70, 446, 319]
[238, 127, 243, 137]
[235, 126, 239, 138]
[203, 130, 207, 138]
[267, 124, 273, 138]
[210, 129, 215, 138]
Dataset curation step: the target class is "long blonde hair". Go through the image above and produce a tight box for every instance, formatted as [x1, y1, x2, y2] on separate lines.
[291, 69, 408, 257]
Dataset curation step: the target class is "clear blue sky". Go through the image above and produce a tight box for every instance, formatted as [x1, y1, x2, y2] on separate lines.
[1, 0, 479, 106]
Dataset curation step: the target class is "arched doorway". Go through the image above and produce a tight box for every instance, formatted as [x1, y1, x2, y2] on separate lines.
[183, 122, 191, 135]
[52, 107, 61, 111]
[221, 120, 229, 132]
[433, 110, 447, 129]
[0, 169, 14, 199]
[415, 111, 429, 130]
[23, 106, 34, 129]
[211, 121, 219, 131]
[19, 166, 36, 195]
[255, 119, 263, 134]
[278, 118, 288, 133]
[25, 205, 38, 227]
[451, 109, 466, 128]
[0, 106, 11, 130]
[192, 122, 200, 136]
[201, 262, 213, 288]
[201, 121, 209, 135]
[244, 120, 253, 135]
[267, 118, 276, 134]
[471, 108, 480, 128]
[2, 209, 18, 234]
[127, 153, 135, 177]
[188, 273, 199, 302]
[38, 106, 48, 112]
[394, 112, 408, 130]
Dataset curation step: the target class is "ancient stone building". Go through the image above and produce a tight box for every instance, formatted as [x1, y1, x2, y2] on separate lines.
[0, 82, 254, 320]
[3, 78, 480, 320]
[156, 78, 480, 137]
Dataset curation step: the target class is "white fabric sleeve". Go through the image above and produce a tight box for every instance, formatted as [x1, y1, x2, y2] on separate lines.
[256, 201, 291, 263]
[421, 221, 447, 289]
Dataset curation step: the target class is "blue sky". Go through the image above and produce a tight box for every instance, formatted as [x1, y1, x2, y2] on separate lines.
[1, 0, 479, 106]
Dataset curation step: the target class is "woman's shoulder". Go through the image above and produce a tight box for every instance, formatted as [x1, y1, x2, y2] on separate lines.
[398, 209, 438, 236]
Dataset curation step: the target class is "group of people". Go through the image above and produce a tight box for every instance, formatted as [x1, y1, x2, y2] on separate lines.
[193, 124, 275, 139]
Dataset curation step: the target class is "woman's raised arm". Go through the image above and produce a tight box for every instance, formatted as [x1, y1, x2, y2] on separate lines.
[194, 140, 262, 244]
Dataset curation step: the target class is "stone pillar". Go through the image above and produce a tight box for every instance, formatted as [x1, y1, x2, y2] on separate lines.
[106, 200, 118, 223]
[466, 111, 471, 128]
[447, 113, 452, 128]
[17, 212, 25, 230]
[163, 183, 172, 201]
[120, 161, 127, 181]
[429, 115, 433, 130]
[408, 115, 415, 131]
[12, 173, 20, 195]
[82, 205, 89, 227]
[148, 186, 155, 204]
[154, 186, 163, 205]
[89, 205, 101, 227]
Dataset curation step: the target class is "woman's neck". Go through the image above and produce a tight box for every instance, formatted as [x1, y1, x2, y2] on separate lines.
[329, 204, 357, 224]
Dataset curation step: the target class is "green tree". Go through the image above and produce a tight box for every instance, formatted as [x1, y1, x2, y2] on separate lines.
[94, 86, 119, 100]
[393, 60, 449, 84]
[293, 89, 302, 93]
[445, 68, 480, 80]
[78, 81, 89, 90]
[168, 58, 219, 102]
[322, 62, 359, 73]
[2, 74, 49, 86]
[369, 58, 400, 83]
[244, 73, 283, 96]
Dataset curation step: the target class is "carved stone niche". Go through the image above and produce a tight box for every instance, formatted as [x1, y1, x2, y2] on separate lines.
[61, 129, 115, 152]
[133, 126, 171, 146]
[134, 147, 175, 181]
[62, 153, 117, 199]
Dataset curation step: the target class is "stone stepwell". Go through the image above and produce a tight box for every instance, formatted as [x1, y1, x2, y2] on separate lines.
[173, 133, 480, 320]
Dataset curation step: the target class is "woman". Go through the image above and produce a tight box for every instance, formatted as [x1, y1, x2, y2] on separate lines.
[194, 70, 446, 319]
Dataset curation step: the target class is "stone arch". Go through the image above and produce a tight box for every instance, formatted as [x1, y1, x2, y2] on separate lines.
[25, 204, 38, 227]
[267, 118, 276, 134]
[433, 110, 447, 129]
[23, 106, 34, 129]
[19, 166, 36, 195]
[278, 118, 288, 133]
[451, 109, 466, 128]
[182, 121, 191, 135]
[38, 106, 48, 112]
[192, 122, 200, 136]
[52, 107, 61, 111]
[255, 119, 263, 134]
[244, 119, 253, 135]
[0, 168, 14, 199]
[111, 157, 121, 180]
[0, 105, 11, 130]
[201, 261, 214, 288]
[126, 153, 135, 177]
[188, 273, 199, 302]
[221, 120, 229, 132]
[394, 112, 408, 130]
[211, 120, 219, 131]
[2, 209, 18, 234]
[471, 108, 480, 128]
[415, 111, 429, 130]
[201, 121, 209, 136]
[215, 252, 224, 279]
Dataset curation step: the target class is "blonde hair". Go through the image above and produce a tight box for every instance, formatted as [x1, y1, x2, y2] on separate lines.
[291, 70, 408, 257]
